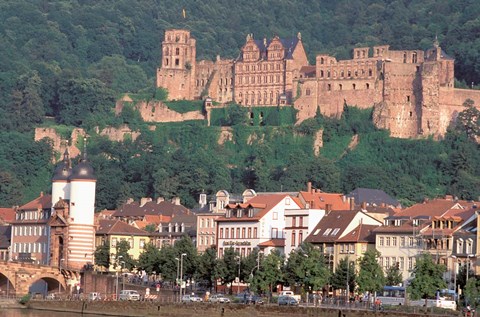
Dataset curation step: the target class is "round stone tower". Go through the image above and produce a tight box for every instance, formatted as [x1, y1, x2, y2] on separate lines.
[51, 148, 72, 206]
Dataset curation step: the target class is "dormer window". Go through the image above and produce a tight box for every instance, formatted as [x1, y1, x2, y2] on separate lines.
[237, 209, 243, 218]
[226, 209, 232, 218]
[248, 208, 254, 217]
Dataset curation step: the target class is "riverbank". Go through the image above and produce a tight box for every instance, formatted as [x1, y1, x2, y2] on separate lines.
[27, 300, 461, 317]
[0, 299, 24, 309]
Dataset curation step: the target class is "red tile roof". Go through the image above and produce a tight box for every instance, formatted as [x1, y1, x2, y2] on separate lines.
[305, 210, 358, 243]
[337, 224, 379, 243]
[0, 208, 15, 223]
[113, 200, 190, 218]
[257, 238, 285, 247]
[299, 191, 351, 210]
[19, 193, 52, 210]
[96, 219, 149, 236]
[218, 194, 295, 222]
[395, 199, 463, 218]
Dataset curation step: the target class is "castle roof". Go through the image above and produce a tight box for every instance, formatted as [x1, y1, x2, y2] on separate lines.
[52, 148, 72, 182]
[238, 36, 300, 61]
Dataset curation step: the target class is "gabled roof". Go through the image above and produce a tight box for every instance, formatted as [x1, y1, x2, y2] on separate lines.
[113, 200, 190, 218]
[337, 224, 379, 243]
[395, 199, 462, 218]
[347, 188, 399, 207]
[218, 194, 295, 222]
[305, 210, 358, 243]
[96, 219, 149, 236]
[238, 36, 300, 61]
[18, 193, 52, 210]
[0, 208, 15, 223]
[299, 191, 351, 210]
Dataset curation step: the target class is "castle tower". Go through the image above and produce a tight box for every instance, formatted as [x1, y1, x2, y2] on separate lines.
[156, 29, 197, 100]
[51, 147, 72, 207]
[66, 140, 97, 269]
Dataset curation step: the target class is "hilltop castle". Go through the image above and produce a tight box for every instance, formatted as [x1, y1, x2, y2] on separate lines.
[157, 29, 480, 138]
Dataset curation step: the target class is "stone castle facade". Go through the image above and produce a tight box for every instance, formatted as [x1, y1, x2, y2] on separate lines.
[157, 29, 480, 138]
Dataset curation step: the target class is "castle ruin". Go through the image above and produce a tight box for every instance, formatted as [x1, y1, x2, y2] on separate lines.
[157, 30, 480, 139]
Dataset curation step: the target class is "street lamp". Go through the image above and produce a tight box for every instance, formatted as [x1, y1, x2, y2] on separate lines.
[451, 255, 458, 304]
[180, 253, 187, 300]
[121, 261, 126, 291]
[466, 254, 475, 282]
[346, 257, 350, 302]
[175, 257, 180, 285]
[115, 255, 123, 301]
[235, 256, 241, 294]
[59, 258, 65, 294]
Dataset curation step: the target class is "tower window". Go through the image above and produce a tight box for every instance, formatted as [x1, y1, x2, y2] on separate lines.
[407, 95, 410, 102]
[175, 48, 180, 55]
[366, 83, 370, 89]
[175, 59, 179, 66]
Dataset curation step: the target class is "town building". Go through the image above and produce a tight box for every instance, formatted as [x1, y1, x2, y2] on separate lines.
[0, 225, 11, 261]
[0, 208, 15, 225]
[304, 209, 382, 271]
[156, 30, 480, 139]
[95, 219, 150, 271]
[216, 194, 301, 258]
[374, 197, 477, 283]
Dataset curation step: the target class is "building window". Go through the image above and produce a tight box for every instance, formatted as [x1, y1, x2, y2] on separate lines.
[386, 237, 391, 246]
[292, 216, 296, 227]
[140, 239, 145, 249]
[379, 237, 384, 246]
[466, 239, 473, 254]
[339, 84, 343, 90]
[129, 238, 134, 248]
[175, 59, 179, 66]
[242, 228, 246, 238]
[399, 257, 404, 270]
[400, 237, 405, 247]
[409, 237, 414, 247]
[291, 232, 296, 246]
[273, 212, 278, 220]
[407, 95, 410, 102]
[408, 257, 414, 270]
[225, 228, 229, 238]
[306, 88, 311, 96]
[385, 257, 390, 268]
[248, 227, 252, 238]
[299, 231, 303, 243]
[236, 228, 240, 238]
[392, 237, 397, 246]
[254, 228, 258, 238]
[299, 216, 303, 227]
[220, 228, 224, 239]
[112, 238, 117, 247]
[272, 228, 278, 238]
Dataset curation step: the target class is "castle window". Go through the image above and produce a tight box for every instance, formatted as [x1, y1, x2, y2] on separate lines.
[328, 84, 331, 91]
[175, 48, 180, 55]
[341, 71, 344, 77]
[369, 69, 373, 76]
[366, 83, 370, 89]
[407, 95, 410, 102]
[321, 57, 324, 64]
[185, 48, 187, 55]
[403, 52, 407, 63]
[276, 64, 280, 70]
[327, 71, 330, 78]
[347, 70, 351, 77]
[306, 88, 311, 96]
[165, 58, 169, 66]
[175, 59, 179, 66]
[320, 70, 324, 78]
[196, 79, 199, 87]
[201, 79, 205, 86]
[354, 70, 358, 77]
[352, 84, 356, 90]
[412, 53, 417, 63]
[409, 111, 413, 117]
[339, 84, 343, 90]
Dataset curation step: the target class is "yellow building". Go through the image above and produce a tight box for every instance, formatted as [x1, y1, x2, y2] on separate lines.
[95, 219, 150, 271]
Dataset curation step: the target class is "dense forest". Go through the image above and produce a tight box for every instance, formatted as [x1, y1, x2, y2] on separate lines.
[0, 0, 480, 209]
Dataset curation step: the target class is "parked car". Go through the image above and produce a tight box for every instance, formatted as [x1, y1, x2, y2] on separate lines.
[46, 293, 56, 300]
[278, 296, 299, 306]
[182, 294, 203, 302]
[119, 290, 140, 301]
[88, 292, 102, 301]
[208, 294, 231, 303]
[234, 292, 264, 304]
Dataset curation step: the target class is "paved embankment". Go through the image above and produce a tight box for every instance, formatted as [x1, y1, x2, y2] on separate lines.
[26, 300, 461, 317]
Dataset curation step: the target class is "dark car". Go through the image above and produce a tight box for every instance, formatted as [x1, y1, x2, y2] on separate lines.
[278, 296, 299, 306]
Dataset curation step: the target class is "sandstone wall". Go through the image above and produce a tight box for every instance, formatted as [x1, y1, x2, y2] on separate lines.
[28, 300, 449, 317]
[34, 128, 84, 161]
[134, 100, 205, 122]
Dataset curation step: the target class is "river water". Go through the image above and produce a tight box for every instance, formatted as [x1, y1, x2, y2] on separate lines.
[0, 310, 106, 317]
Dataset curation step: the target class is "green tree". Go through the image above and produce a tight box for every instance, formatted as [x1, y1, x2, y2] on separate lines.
[357, 249, 386, 297]
[0, 170, 24, 206]
[331, 257, 356, 296]
[253, 249, 283, 297]
[465, 277, 480, 309]
[456, 99, 480, 140]
[8, 71, 44, 132]
[216, 248, 240, 293]
[196, 246, 219, 291]
[407, 253, 447, 307]
[137, 243, 162, 274]
[94, 242, 110, 270]
[385, 263, 403, 286]
[115, 240, 136, 271]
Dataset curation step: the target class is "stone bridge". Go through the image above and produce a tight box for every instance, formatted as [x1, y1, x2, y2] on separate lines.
[0, 260, 79, 296]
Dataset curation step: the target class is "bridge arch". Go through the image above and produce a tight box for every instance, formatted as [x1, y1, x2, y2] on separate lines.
[28, 274, 67, 297]
[0, 271, 15, 296]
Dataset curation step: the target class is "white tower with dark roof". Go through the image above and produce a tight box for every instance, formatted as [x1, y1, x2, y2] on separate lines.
[66, 140, 97, 268]
[51, 147, 72, 206]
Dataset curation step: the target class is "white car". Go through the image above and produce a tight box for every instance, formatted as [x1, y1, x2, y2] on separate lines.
[209, 294, 231, 303]
[182, 294, 203, 302]
[119, 290, 140, 301]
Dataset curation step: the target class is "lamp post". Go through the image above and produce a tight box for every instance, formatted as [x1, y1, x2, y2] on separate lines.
[180, 253, 187, 300]
[236, 256, 241, 294]
[121, 261, 126, 291]
[346, 257, 350, 303]
[115, 255, 123, 301]
[466, 254, 474, 283]
[451, 255, 458, 305]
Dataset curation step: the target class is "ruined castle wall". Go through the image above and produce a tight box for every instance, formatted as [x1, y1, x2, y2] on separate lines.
[194, 60, 215, 99]
[419, 62, 441, 137]
[135, 100, 205, 122]
[157, 67, 195, 100]
[204, 59, 234, 103]
[293, 79, 318, 123]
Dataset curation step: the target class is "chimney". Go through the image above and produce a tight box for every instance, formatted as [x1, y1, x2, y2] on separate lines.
[326, 204, 332, 214]
[342, 195, 346, 203]
[172, 197, 181, 205]
[361, 201, 367, 210]
[140, 197, 152, 207]
[40, 191, 44, 197]
[156, 197, 165, 204]
[444, 195, 453, 201]
[349, 197, 355, 210]
[307, 182, 312, 193]
[423, 197, 429, 204]
[199, 193, 207, 207]
[126, 198, 134, 204]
